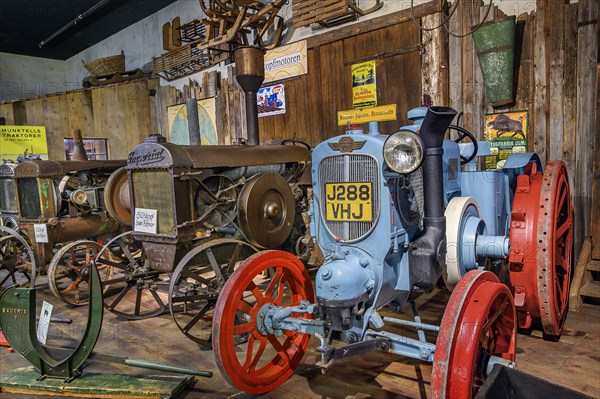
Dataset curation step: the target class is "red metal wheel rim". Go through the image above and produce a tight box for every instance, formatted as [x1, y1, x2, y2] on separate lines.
[212, 250, 314, 394]
[432, 270, 516, 399]
[537, 161, 572, 336]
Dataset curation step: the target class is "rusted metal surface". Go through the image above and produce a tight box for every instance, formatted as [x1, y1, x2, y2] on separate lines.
[14, 160, 125, 178]
[235, 46, 265, 146]
[237, 173, 295, 248]
[431, 270, 516, 399]
[127, 141, 310, 170]
[104, 167, 132, 225]
[21, 213, 120, 266]
[71, 129, 89, 161]
[536, 161, 573, 337]
[141, 241, 181, 272]
[509, 161, 573, 337]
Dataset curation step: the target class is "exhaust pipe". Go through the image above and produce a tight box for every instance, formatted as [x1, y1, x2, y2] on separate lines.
[235, 46, 265, 145]
[409, 106, 457, 289]
[71, 129, 88, 161]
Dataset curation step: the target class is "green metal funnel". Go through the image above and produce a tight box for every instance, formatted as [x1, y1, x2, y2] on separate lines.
[472, 16, 516, 107]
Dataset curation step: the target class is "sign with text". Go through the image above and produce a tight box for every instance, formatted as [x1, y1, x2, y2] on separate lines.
[264, 41, 307, 84]
[37, 301, 53, 345]
[134, 208, 158, 234]
[352, 60, 377, 108]
[484, 111, 528, 170]
[0, 125, 49, 161]
[34, 224, 49, 243]
[337, 104, 397, 126]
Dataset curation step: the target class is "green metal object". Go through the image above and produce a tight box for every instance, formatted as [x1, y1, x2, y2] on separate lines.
[0, 258, 213, 382]
[0, 366, 194, 399]
[472, 16, 516, 107]
[0, 258, 103, 381]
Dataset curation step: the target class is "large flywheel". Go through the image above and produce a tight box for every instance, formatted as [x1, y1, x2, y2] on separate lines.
[432, 270, 517, 399]
[212, 250, 314, 394]
[237, 173, 295, 249]
[509, 161, 572, 339]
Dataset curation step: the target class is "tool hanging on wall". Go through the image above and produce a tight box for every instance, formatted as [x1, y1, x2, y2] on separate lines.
[291, 0, 384, 30]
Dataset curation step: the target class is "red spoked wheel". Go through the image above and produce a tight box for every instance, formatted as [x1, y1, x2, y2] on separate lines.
[432, 270, 517, 399]
[212, 250, 314, 394]
[509, 161, 572, 339]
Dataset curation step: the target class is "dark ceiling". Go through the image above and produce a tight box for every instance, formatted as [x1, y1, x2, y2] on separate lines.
[0, 0, 178, 60]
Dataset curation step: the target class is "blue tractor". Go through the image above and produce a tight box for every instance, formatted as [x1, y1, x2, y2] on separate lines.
[212, 106, 573, 398]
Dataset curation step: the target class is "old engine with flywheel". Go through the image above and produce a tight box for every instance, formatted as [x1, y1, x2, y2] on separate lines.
[1, 158, 132, 303]
[93, 134, 314, 346]
[211, 106, 573, 398]
[93, 45, 317, 348]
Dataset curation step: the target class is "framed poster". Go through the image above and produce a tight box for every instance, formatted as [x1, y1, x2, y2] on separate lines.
[0, 126, 48, 161]
[166, 98, 218, 145]
[257, 84, 286, 118]
[484, 111, 528, 169]
[352, 60, 377, 109]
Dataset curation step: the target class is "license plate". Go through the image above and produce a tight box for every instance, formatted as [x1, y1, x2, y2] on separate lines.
[325, 182, 372, 222]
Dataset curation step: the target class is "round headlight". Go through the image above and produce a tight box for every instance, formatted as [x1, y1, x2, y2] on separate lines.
[383, 131, 424, 174]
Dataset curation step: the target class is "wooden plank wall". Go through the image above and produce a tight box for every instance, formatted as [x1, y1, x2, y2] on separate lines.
[256, 18, 423, 144]
[0, 78, 158, 160]
[448, 0, 599, 260]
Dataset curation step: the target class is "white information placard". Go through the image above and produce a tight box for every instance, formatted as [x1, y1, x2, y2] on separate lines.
[134, 208, 158, 234]
[37, 301, 53, 345]
[33, 224, 49, 243]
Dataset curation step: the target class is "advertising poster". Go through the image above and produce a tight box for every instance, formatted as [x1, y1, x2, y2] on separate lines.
[167, 98, 218, 145]
[264, 40, 308, 84]
[352, 60, 377, 109]
[0, 125, 49, 160]
[257, 84, 286, 118]
[484, 111, 528, 169]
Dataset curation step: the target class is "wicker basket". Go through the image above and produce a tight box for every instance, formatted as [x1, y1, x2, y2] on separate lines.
[82, 51, 125, 76]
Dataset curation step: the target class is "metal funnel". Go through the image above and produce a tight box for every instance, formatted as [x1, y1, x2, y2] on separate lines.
[235, 46, 265, 145]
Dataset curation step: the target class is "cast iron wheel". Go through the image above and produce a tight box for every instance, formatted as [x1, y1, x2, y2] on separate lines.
[169, 239, 257, 346]
[96, 231, 168, 320]
[508, 161, 573, 339]
[0, 230, 34, 290]
[48, 240, 111, 306]
[212, 250, 314, 394]
[431, 270, 517, 399]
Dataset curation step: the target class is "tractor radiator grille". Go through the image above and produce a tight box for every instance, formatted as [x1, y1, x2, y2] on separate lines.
[0, 178, 17, 213]
[17, 178, 41, 219]
[131, 170, 175, 235]
[318, 154, 379, 242]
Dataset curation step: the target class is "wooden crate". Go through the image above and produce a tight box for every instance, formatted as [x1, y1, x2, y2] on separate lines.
[292, 0, 349, 28]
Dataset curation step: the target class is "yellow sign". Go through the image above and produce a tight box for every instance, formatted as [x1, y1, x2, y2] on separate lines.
[352, 60, 377, 108]
[325, 182, 373, 222]
[264, 40, 308, 84]
[0, 125, 48, 160]
[484, 111, 528, 170]
[337, 104, 397, 126]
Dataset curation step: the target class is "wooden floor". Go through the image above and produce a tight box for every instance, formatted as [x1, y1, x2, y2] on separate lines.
[1, 279, 599, 399]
